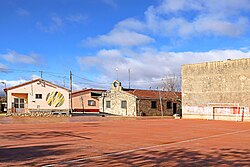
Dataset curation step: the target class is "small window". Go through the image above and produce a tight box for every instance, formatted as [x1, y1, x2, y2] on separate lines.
[106, 101, 111, 108]
[20, 103, 25, 108]
[35, 94, 42, 99]
[167, 101, 172, 109]
[151, 101, 157, 109]
[14, 98, 19, 108]
[14, 103, 19, 108]
[121, 100, 127, 109]
[20, 99, 24, 103]
[14, 98, 18, 104]
[88, 100, 96, 106]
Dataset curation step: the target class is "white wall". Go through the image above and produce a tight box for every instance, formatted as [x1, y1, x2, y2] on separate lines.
[7, 80, 69, 111]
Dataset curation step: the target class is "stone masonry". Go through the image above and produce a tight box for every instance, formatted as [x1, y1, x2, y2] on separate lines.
[182, 58, 250, 121]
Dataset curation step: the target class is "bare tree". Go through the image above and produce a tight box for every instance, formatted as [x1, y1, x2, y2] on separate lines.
[162, 73, 181, 92]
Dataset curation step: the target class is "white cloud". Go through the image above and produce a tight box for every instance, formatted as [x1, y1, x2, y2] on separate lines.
[0, 79, 27, 94]
[37, 16, 64, 33]
[144, 0, 250, 38]
[17, 8, 30, 16]
[1, 50, 41, 65]
[83, 0, 250, 48]
[155, 0, 204, 13]
[77, 48, 250, 88]
[66, 14, 87, 23]
[115, 18, 146, 32]
[31, 74, 40, 80]
[0, 63, 7, 71]
[102, 0, 118, 8]
[84, 29, 154, 47]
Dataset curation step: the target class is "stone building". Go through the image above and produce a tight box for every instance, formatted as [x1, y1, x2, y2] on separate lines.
[182, 58, 250, 121]
[72, 88, 106, 112]
[4, 79, 70, 115]
[0, 96, 7, 112]
[99, 80, 181, 116]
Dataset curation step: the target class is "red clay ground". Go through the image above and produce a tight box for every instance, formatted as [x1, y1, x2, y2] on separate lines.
[0, 116, 250, 166]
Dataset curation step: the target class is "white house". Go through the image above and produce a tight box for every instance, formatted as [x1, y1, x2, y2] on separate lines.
[4, 79, 70, 115]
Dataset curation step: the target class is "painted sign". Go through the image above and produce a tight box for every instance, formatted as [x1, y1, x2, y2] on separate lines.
[46, 91, 65, 107]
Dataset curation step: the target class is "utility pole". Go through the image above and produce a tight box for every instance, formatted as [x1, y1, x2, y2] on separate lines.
[70, 71, 73, 115]
[39, 71, 43, 79]
[158, 87, 163, 117]
[128, 68, 131, 89]
[63, 76, 66, 87]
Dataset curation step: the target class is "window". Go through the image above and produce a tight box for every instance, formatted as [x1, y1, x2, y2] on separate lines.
[88, 100, 96, 106]
[151, 101, 157, 109]
[14, 98, 25, 108]
[19, 99, 25, 108]
[14, 98, 19, 108]
[121, 100, 127, 108]
[167, 101, 172, 109]
[106, 101, 111, 108]
[35, 94, 42, 99]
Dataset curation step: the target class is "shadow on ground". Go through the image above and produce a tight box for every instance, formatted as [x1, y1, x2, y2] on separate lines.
[67, 147, 250, 166]
[0, 144, 69, 166]
[0, 131, 92, 140]
[1, 143, 250, 166]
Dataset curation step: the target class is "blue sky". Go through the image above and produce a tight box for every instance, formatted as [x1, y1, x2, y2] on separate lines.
[1, 0, 250, 92]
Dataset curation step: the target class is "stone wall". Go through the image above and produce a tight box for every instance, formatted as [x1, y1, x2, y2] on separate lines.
[138, 99, 181, 116]
[182, 58, 250, 121]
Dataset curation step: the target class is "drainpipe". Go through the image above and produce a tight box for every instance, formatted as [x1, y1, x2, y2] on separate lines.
[102, 93, 106, 114]
[137, 98, 140, 116]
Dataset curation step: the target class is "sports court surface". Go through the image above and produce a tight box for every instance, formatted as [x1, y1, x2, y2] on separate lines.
[0, 116, 250, 166]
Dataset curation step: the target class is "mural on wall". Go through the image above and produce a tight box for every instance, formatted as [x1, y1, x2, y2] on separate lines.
[46, 91, 65, 107]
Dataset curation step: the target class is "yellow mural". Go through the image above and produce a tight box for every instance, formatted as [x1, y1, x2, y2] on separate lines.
[46, 91, 65, 107]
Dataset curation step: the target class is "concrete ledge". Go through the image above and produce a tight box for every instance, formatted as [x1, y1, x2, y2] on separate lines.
[182, 114, 250, 122]
[7, 111, 71, 117]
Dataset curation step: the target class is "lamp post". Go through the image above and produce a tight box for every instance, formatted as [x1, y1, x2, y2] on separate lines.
[1, 82, 7, 112]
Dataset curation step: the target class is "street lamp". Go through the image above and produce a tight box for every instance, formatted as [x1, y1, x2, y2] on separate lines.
[1, 81, 6, 89]
[1, 82, 7, 112]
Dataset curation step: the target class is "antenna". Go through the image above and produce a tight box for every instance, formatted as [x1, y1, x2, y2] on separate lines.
[115, 68, 118, 80]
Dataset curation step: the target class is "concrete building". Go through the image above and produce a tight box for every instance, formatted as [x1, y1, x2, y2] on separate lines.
[4, 79, 70, 115]
[72, 88, 106, 112]
[182, 58, 250, 121]
[99, 80, 181, 116]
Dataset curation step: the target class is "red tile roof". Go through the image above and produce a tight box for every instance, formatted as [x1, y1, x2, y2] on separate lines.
[125, 89, 181, 99]
[72, 88, 106, 97]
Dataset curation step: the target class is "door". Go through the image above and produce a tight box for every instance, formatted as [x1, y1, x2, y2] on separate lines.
[13, 98, 26, 113]
[173, 103, 177, 115]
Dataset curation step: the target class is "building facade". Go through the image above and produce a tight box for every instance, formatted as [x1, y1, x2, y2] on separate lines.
[72, 88, 106, 112]
[5, 79, 70, 115]
[182, 58, 250, 121]
[99, 80, 181, 116]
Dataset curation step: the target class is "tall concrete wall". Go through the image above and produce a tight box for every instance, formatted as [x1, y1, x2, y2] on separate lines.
[182, 58, 250, 121]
